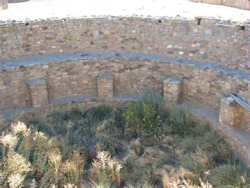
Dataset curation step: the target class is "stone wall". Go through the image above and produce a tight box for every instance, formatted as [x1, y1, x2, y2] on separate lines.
[0, 0, 8, 9]
[0, 17, 249, 128]
[0, 52, 249, 114]
[190, 0, 250, 10]
[0, 16, 249, 169]
[0, 17, 249, 71]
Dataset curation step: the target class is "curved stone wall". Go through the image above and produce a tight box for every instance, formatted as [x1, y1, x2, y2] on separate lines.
[0, 16, 249, 167]
[0, 17, 249, 126]
[190, 0, 250, 10]
[0, 17, 249, 70]
[0, 51, 249, 111]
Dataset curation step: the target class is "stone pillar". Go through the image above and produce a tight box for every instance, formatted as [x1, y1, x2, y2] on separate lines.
[97, 74, 114, 99]
[0, 0, 8, 10]
[163, 77, 182, 104]
[27, 78, 48, 107]
[219, 96, 243, 128]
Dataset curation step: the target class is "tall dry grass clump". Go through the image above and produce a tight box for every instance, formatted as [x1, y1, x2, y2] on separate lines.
[90, 151, 122, 186]
[0, 121, 86, 187]
[161, 170, 213, 188]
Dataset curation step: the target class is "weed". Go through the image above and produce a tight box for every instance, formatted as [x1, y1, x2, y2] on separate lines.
[90, 151, 122, 185]
[208, 164, 249, 187]
[0, 101, 248, 187]
[123, 91, 165, 139]
[167, 104, 193, 136]
[91, 182, 113, 188]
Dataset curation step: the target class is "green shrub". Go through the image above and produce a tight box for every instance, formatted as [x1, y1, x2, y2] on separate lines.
[1, 104, 248, 187]
[208, 164, 249, 187]
[121, 156, 146, 184]
[83, 105, 113, 123]
[123, 92, 164, 138]
[199, 130, 233, 165]
[167, 104, 193, 136]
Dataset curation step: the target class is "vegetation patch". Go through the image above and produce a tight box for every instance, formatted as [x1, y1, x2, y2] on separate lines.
[0, 93, 249, 188]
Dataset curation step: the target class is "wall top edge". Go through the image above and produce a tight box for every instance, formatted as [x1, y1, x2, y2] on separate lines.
[0, 16, 249, 27]
[0, 50, 249, 82]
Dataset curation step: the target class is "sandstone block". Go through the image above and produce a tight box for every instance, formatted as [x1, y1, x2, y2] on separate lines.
[27, 78, 48, 107]
[97, 74, 114, 99]
[0, 0, 8, 10]
[233, 0, 249, 10]
[219, 96, 243, 128]
[163, 77, 182, 104]
[191, 0, 249, 9]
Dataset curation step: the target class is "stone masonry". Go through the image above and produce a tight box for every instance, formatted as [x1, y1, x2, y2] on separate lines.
[191, 0, 250, 10]
[0, 18, 249, 71]
[27, 78, 48, 107]
[163, 77, 182, 104]
[0, 0, 8, 9]
[0, 52, 248, 115]
[219, 95, 250, 132]
[0, 14, 249, 171]
[219, 96, 241, 128]
[97, 74, 114, 99]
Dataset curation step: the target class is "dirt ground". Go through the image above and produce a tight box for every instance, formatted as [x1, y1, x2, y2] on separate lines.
[0, 0, 249, 22]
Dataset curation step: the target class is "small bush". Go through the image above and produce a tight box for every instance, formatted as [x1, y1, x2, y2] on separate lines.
[167, 104, 193, 136]
[0, 122, 86, 187]
[121, 156, 146, 184]
[123, 92, 164, 138]
[199, 130, 233, 165]
[90, 151, 122, 185]
[208, 164, 249, 187]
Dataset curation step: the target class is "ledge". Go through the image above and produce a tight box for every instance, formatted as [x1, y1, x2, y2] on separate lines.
[0, 51, 249, 82]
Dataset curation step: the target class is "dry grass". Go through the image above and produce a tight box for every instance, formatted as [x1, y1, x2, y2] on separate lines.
[0, 103, 249, 187]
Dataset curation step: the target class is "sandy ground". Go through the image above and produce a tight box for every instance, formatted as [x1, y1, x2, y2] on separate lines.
[0, 0, 249, 22]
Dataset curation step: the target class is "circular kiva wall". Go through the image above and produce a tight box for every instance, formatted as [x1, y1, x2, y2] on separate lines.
[0, 17, 249, 109]
[0, 17, 249, 167]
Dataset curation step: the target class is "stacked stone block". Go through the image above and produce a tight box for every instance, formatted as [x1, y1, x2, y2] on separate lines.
[219, 96, 244, 128]
[163, 77, 182, 104]
[190, 0, 249, 10]
[0, 56, 248, 113]
[27, 78, 48, 107]
[97, 74, 114, 99]
[0, 18, 249, 71]
[0, 0, 8, 10]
